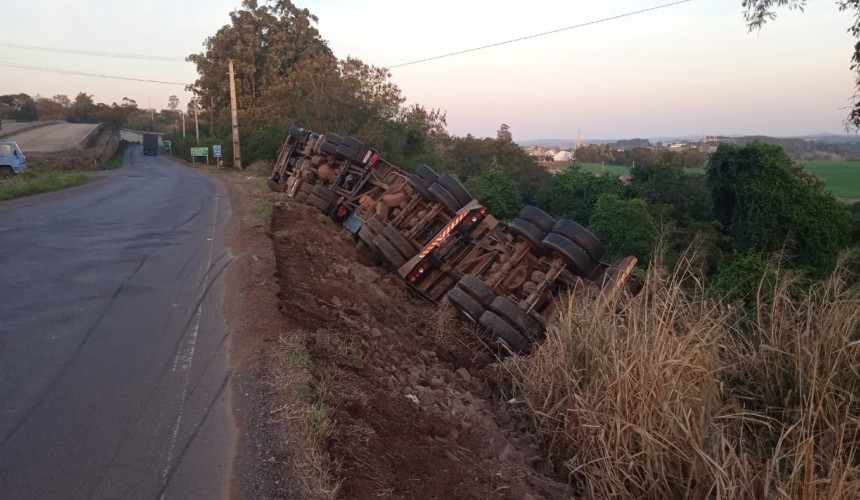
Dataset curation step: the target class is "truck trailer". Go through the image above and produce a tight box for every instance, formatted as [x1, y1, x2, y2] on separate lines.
[267, 126, 641, 352]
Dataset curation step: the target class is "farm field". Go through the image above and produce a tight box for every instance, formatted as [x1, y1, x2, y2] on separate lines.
[803, 160, 860, 201]
[547, 160, 860, 201]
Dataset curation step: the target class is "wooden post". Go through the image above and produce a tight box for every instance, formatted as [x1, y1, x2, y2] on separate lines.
[228, 59, 242, 169]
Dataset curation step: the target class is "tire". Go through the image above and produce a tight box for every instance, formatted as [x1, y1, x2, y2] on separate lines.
[307, 193, 332, 213]
[320, 140, 338, 156]
[313, 185, 336, 202]
[382, 226, 416, 260]
[489, 296, 541, 339]
[446, 287, 485, 324]
[407, 175, 433, 201]
[340, 136, 366, 151]
[457, 275, 496, 308]
[295, 192, 309, 203]
[358, 224, 378, 249]
[298, 181, 314, 194]
[479, 311, 528, 352]
[373, 234, 406, 268]
[366, 217, 385, 234]
[322, 132, 342, 145]
[437, 174, 472, 206]
[542, 233, 596, 277]
[289, 125, 308, 141]
[507, 218, 545, 253]
[428, 183, 461, 215]
[415, 164, 439, 184]
[335, 143, 361, 163]
[519, 206, 556, 234]
[0, 166, 13, 179]
[553, 219, 604, 261]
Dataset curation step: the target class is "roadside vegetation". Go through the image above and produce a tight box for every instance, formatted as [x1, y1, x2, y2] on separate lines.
[0, 170, 88, 201]
[515, 248, 860, 498]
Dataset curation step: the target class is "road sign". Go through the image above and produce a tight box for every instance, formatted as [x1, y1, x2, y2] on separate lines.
[190, 147, 208, 157]
[213, 145, 222, 158]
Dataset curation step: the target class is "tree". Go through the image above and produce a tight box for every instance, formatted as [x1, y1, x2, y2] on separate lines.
[67, 92, 98, 123]
[0, 94, 37, 121]
[588, 194, 657, 265]
[706, 142, 853, 272]
[742, 0, 860, 128]
[466, 169, 522, 221]
[535, 167, 622, 223]
[167, 95, 179, 111]
[187, 0, 331, 120]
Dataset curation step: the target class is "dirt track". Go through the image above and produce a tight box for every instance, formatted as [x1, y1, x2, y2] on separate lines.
[266, 201, 572, 499]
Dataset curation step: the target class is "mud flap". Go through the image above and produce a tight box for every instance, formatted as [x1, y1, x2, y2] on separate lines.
[343, 212, 362, 235]
[598, 256, 638, 303]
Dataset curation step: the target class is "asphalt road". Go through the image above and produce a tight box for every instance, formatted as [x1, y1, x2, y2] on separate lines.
[0, 148, 234, 499]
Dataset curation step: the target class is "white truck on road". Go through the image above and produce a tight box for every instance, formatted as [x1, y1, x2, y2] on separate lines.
[0, 141, 27, 178]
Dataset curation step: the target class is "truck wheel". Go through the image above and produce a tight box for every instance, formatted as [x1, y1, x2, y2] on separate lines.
[295, 192, 309, 203]
[312, 185, 336, 202]
[373, 234, 407, 268]
[382, 226, 416, 259]
[298, 181, 314, 194]
[358, 224, 378, 251]
[437, 174, 472, 206]
[407, 175, 433, 201]
[428, 183, 461, 215]
[457, 275, 496, 308]
[366, 217, 385, 234]
[415, 164, 439, 184]
[542, 233, 596, 278]
[507, 218, 546, 254]
[307, 193, 332, 213]
[267, 177, 283, 193]
[519, 206, 556, 234]
[340, 136, 367, 151]
[479, 311, 529, 353]
[289, 125, 309, 141]
[489, 296, 542, 339]
[445, 287, 485, 324]
[0, 166, 13, 178]
[552, 219, 604, 261]
[320, 140, 338, 156]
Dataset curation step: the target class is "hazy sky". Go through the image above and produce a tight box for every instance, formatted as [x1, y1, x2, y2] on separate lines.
[2, 0, 856, 140]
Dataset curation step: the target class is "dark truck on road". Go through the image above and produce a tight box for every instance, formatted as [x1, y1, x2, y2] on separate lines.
[268, 126, 640, 351]
[142, 133, 158, 156]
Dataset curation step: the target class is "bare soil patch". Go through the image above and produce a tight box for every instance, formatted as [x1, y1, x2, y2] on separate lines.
[269, 201, 572, 499]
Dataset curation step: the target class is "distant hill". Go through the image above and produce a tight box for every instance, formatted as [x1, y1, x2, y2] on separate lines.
[518, 133, 860, 149]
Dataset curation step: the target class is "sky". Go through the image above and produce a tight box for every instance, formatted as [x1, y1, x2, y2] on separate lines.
[1, 0, 856, 141]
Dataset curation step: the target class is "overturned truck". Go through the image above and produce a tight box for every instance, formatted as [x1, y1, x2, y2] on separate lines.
[268, 126, 640, 352]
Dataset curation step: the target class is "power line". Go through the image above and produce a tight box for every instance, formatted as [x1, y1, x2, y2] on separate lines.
[0, 42, 186, 62]
[388, 0, 693, 69]
[0, 61, 187, 86]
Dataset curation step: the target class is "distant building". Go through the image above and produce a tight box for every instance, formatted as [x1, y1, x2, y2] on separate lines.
[553, 151, 573, 162]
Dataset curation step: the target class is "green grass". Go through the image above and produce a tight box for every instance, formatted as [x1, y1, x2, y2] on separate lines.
[0, 171, 89, 201]
[101, 142, 129, 170]
[803, 160, 860, 201]
[579, 163, 632, 177]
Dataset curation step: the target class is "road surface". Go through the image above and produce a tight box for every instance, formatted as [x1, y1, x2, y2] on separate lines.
[0, 148, 235, 499]
[3, 122, 100, 153]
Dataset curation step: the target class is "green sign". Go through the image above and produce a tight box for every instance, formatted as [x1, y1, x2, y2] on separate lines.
[190, 147, 209, 157]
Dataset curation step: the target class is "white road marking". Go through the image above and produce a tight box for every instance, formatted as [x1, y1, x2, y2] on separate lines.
[161, 195, 220, 490]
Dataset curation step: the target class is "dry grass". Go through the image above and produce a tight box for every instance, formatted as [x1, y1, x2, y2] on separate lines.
[513, 247, 860, 499]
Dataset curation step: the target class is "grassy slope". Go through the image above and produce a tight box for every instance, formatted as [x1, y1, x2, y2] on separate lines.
[0, 171, 89, 201]
[804, 160, 860, 200]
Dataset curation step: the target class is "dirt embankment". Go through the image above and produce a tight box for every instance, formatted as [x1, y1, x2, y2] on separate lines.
[267, 200, 572, 499]
[27, 126, 119, 171]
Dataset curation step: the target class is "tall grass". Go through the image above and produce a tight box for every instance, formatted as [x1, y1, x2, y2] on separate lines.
[0, 171, 88, 201]
[514, 247, 860, 499]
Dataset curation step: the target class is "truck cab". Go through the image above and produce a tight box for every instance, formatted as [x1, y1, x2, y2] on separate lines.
[0, 141, 27, 178]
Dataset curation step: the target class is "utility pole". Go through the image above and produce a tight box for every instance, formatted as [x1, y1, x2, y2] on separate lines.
[181, 111, 186, 138]
[193, 99, 200, 145]
[210, 96, 214, 136]
[228, 59, 242, 169]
